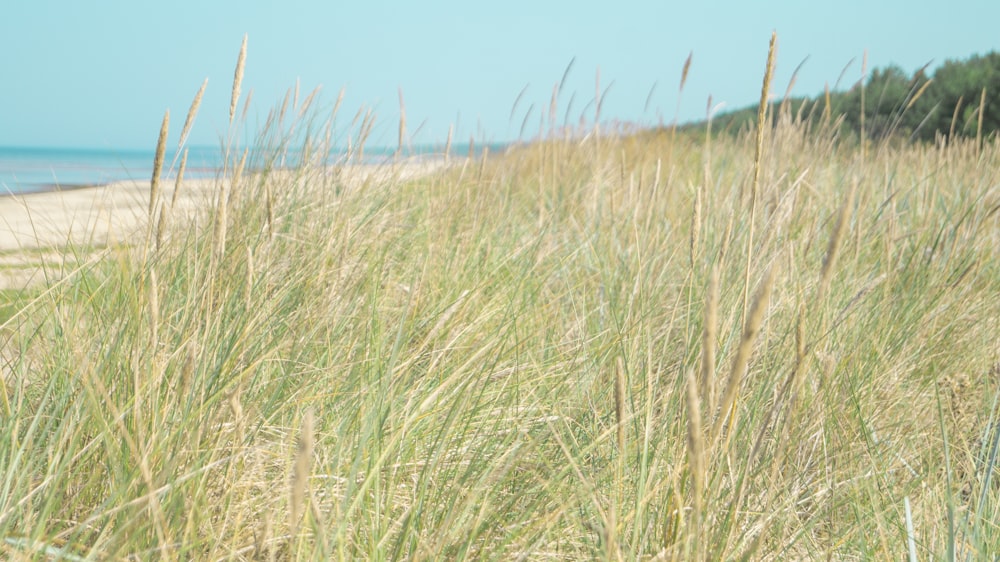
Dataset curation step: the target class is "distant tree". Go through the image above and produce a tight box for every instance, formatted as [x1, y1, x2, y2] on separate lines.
[915, 52, 1000, 141]
[697, 51, 1000, 144]
[839, 65, 916, 140]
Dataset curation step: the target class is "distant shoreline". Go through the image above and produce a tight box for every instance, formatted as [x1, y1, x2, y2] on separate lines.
[1, 182, 110, 197]
[0, 158, 454, 288]
[0, 143, 504, 198]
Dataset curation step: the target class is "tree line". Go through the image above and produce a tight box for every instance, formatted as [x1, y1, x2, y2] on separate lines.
[692, 51, 1000, 143]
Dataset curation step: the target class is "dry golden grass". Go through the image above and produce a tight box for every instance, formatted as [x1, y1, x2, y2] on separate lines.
[149, 109, 169, 217]
[290, 409, 314, 538]
[397, 87, 407, 158]
[684, 367, 704, 559]
[818, 176, 856, 301]
[179, 79, 208, 150]
[2, 36, 1000, 561]
[700, 263, 719, 417]
[742, 31, 776, 325]
[711, 265, 775, 448]
[614, 356, 627, 453]
[230, 34, 247, 123]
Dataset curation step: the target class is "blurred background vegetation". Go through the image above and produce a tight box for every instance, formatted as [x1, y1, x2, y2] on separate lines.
[689, 51, 1000, 143]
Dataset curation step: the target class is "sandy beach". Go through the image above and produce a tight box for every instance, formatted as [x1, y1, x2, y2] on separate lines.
[0, 178, 213, 288]
[0, 158, 451, 289]
[0, 179, 211, 251]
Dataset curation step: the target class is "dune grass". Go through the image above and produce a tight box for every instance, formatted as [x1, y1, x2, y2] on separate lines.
[2, 40, 1000, 560]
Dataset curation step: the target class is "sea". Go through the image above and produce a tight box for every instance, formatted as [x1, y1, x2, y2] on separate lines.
[0, 145, 226, 195]
[0, 142, 508, 196]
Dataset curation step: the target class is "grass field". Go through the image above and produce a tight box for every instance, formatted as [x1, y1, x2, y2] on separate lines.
[1, 41, 1000, 560]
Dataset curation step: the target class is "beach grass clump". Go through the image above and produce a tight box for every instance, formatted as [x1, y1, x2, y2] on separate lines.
[1, 36, 1000, 560]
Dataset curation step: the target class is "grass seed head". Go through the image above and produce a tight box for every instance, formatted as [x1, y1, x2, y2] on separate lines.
[150, 109, 170, 217]
[290, 409, 315, 534]
[713, 265, 776, 446]
[229, 34, 247, 123]
[179, 79, 207, 149]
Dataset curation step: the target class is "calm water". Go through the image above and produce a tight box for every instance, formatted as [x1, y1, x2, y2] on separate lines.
[0, 146, 226, 195]
[0, 142, 508, 195]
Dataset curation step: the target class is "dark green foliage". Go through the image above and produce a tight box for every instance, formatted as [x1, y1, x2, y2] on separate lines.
[915, 52, 1000, 139]
[687, 51, 1000, 144]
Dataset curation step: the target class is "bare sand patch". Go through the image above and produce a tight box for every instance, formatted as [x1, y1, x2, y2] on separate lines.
[0, 158, 450, 289]
[0, 179, 213, 252]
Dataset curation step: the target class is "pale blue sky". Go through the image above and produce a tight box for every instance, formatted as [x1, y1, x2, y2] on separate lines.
[1, 1, 998, 150]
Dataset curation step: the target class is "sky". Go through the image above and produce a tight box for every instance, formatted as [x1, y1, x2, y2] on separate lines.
[2, 1, 999, 151]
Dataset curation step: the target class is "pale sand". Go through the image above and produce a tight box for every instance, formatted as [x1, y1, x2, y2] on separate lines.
[0, 179, 213, 252]
[0, 158, 451, 289]
[0, 178, 215, 289]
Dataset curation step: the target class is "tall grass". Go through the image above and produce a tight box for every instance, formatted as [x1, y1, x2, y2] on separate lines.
[1, 37, 1000, 560]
